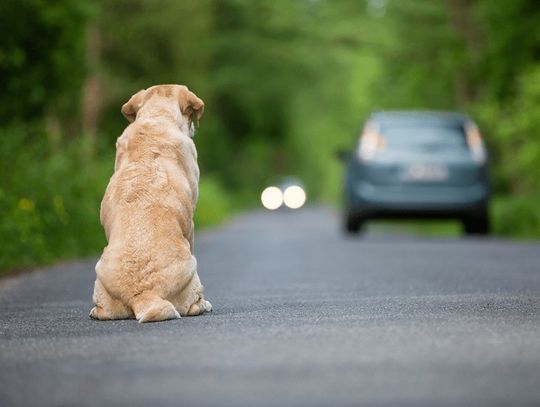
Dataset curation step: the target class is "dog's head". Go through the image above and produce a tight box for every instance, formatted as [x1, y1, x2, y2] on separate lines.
[121, 85, 205, 136]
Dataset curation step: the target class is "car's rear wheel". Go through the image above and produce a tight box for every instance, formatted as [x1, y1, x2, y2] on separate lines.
[462, 209, 490, 235]
[344, 212, 364, 235]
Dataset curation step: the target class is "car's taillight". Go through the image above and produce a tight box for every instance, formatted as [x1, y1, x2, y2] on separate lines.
[358, 123, 386, 161]
[465, 122, 487, 164]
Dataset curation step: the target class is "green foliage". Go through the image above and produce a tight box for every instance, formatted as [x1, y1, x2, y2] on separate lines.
[492, 195, 540, 238]
[474, 0, 540, 101]
[374, 0, 460, 109]
[0, 126, 109, 271]
[96, 0, 213, 136]
[0, 0, 95, 270]
[0, 0, 91, 122]
[195, 177, 232, 228]
[479, 67, 540, 195]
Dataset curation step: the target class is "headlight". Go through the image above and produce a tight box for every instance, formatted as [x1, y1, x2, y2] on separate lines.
[283, 185, 306, 209]
[261, 186, 283, 210]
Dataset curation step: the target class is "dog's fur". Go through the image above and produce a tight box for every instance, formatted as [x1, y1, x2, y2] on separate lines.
[90, 84, 212, 323]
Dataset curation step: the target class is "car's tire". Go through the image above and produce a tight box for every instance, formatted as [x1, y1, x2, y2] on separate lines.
[462, 209, 490, 235]
[344, 212, 364, 235]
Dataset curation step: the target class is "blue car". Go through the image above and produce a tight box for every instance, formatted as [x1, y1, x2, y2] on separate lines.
[340, 111, 490, 235]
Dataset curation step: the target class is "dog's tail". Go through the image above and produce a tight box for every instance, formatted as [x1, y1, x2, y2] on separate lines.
[131, 292, 180, 323]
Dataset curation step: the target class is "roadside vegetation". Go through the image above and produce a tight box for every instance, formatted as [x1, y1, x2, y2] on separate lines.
[1, 0, 539, 272]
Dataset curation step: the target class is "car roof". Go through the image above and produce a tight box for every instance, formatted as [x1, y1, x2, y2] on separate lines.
[369, 111, 470, 127]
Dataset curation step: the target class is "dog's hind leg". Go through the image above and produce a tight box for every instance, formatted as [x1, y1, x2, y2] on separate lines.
[90, 279, 133, 320]
[131, 292, 180, 323]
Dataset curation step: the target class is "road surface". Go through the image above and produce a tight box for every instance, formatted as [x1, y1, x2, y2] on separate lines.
[1, 207, 539, 406]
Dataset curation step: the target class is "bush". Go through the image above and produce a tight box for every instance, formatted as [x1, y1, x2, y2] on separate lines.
[473, 67, 540, 238]
[195, 176, 232, 228]
[492, 195, 540, 238]
[0, 126, 112, 272]
[475, 66, 540, 195]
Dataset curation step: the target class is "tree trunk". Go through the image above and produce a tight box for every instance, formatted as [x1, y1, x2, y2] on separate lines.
[81, 23, 102, 153]
[444, 0, 484, 104]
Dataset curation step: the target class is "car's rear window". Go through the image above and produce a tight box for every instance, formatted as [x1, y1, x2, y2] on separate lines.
[380, 125, 467, 149]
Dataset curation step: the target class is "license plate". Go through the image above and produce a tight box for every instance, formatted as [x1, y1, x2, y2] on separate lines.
[403, 163, 449, 181]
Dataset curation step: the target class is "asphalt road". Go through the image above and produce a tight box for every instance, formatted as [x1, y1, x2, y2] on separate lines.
[1, 207, 540, 407]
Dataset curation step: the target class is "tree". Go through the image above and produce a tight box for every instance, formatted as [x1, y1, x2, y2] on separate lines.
[0, 0, 90, 127]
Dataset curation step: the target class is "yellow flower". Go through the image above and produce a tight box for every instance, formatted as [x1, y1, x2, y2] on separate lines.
[18, 198, 35, 212]
[53, 195, 64, 212]
[53, 195, 68, 223]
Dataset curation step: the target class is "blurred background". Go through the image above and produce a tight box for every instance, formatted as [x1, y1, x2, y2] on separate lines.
[1, 0, 540, 272]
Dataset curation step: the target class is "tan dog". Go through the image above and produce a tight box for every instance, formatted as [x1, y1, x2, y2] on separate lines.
[90, 84, 212, 323]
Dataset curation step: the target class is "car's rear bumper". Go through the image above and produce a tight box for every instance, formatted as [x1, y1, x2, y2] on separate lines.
[347, 181, 489, 218]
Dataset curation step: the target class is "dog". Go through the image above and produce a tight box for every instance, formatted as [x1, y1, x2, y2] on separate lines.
[90, 84, 212, 323]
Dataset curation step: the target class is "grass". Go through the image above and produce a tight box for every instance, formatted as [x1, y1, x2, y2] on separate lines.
[367, 220, 462, 237]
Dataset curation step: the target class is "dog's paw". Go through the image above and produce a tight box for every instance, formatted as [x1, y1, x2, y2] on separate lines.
[89, 307, 99, 320]
[187, 299, 213, 316]
[202, 300, 213, 313]
[89, 305, 115, 320]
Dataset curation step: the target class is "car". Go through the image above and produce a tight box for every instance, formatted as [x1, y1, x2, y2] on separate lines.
[339, 111, 490, 235]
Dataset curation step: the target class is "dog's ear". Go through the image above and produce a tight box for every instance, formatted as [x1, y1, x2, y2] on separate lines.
[178, 87, 205, 127]
[121, 89, 146, 122]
